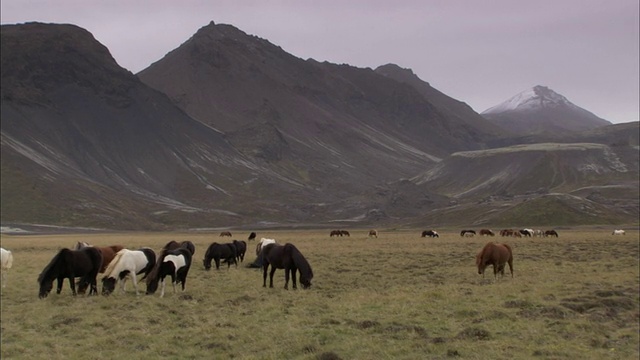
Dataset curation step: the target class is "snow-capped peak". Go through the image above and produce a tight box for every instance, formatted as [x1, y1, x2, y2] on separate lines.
[482, 85, 579, 114]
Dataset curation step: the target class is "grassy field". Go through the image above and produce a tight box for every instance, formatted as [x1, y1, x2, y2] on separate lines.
[1, 229, 638, 359]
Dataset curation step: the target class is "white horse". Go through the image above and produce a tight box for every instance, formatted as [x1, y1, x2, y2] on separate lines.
[612, 229, 626, 235]
[256, 238, 276, 256]
[101, 248, 156, 295]
[1, 248, 14, 288]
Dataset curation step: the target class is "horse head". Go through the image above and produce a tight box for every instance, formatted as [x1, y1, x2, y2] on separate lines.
[38, 275, 53, 299]
[101, 277, 117, 295]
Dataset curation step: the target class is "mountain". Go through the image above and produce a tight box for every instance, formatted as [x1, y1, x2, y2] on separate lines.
[1, 22, 637, 230]
[482, 85, 612, 135]
[0, 22, 328, 229]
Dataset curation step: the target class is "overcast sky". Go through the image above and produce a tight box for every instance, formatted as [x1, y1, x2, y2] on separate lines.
[2, 0, 638, 123]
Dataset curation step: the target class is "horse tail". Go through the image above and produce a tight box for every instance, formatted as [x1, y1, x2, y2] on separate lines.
[285, 244, 313, 281]
[146, 248, 169, 285]
[102, 249, 126, 279]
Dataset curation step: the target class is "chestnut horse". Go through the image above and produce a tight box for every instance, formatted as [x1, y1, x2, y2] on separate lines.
[476, 242, 513, 279]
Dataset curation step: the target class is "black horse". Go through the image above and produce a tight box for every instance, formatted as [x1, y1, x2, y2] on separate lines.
[248, 232, 257, 241]
[262, 243, 313, 290]
[37, 247, 103, 298]
[233, 240, 247, 263]
[203, 242, 237, 270]
[146, 248, 192, 297]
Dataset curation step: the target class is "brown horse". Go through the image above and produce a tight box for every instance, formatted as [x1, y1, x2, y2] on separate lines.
[220, 231, 232, 237]
[479, 229, 495, 236]
[330, 230, 342, 237]
[368, 230, 378, 238]
[544, 230, 559, 237]
[476, 242, 513, 279]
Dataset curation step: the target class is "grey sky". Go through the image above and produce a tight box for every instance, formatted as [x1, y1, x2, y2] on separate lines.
[2, 0, 638, 123]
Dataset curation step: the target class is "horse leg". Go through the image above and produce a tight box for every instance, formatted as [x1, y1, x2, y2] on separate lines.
[131, 273, 139, 296]
[2, 271, 6, 288]
[508, 259, 514, 278]
[262, 264, 268, 287]
[284, 268, 290, 290]
[171, 273, 177, 294]
[215, 258, 220, 270]
[291, 269, 298, 290]
[57, 277, 64, 294]
[69, 276, 77, 295]
[160, 277, 166, 298]
[269, 267, 277, 288]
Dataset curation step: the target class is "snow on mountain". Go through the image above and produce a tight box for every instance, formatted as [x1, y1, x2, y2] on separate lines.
[482, 85, 580, 114]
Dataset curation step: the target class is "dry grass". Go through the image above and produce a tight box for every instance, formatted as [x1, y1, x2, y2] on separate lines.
[1, 229, 638, 359]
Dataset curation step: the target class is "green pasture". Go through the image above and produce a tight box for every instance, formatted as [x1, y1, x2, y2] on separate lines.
[1, 229, 638, 359]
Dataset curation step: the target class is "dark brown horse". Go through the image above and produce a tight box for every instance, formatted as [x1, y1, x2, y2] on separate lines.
[476, 242, 513, 279]
[38, 247, 103, 298]
[220, 231, 232, 237]
[262, 243, 313, 290]
[248, 232, 257, 241]
[544, 230, 559, 237]
[330, 230, 342, 237]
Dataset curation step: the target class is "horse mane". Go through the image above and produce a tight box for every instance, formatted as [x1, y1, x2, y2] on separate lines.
[284, 243, 313, 281]
[38, 248, 70, 283]
[102, 249, 126, 279]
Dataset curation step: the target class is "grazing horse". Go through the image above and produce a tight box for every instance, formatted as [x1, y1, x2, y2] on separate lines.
[500, 229, 513, 237]
[476, 242, 513, 279]
[248, 232, 257, 241]
[612, 229, 626, 235]
[460, 230, 476, 237]
[37, 247, 102, 298]
[101, 248, 156, 295]
[233, 240, 247, 263]
[368, 230, 378, 238]
[203, 242, 237, 270]
[220, 231, 232, 237]
[262, 243, 313, 290]
[330, 230, 342, 237]
[1, 248, 14, 288]
[421, 230, 439, 238]
[146, 248, 192, 297]
[520, 229, 533, 237]
[544, 230, 559, 237]
[479, 229, 495, 236]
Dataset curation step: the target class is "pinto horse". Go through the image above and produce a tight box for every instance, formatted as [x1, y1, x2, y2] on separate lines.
[203, 242, 237, 270]
[101, 248, 156, 295]
[476, 242, 513, 279]
[1, 247, 14, 288]
[479, 229, 495, 236]
[421, 230, 439, 238]
[262, 243, 313, 290]
[38, 247, 102, 298]
[460, 230, 476, 237]
[146, 248, 192, 297]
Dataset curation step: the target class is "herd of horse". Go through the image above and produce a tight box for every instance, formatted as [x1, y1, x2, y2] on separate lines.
[0, 227, 632, 295]
[8, 232, 313, 298]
